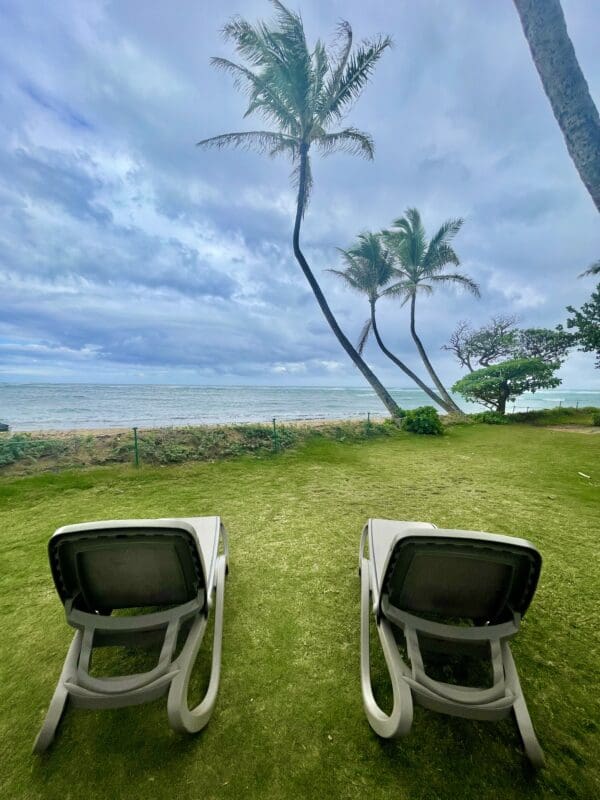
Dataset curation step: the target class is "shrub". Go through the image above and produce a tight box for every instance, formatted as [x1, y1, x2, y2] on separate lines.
[402, 406, 443, 435]
[592, 412, 600, 427]
[0, 434, 71, 466]
[471, 411, 508, 425]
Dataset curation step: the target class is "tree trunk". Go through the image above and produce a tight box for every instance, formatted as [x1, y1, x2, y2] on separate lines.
[497, 382, 510, 415]
[409, 295, 464, 414]
[514, 0, 600, 213]
[291, 145, 402, 418]
[369, 301, 450, 412]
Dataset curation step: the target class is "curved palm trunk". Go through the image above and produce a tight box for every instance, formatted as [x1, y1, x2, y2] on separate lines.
[369, 301, 450, 413]
[292, 145, 401, 417]
[409, 295, 463, 414]
[514, 0, 600, 213]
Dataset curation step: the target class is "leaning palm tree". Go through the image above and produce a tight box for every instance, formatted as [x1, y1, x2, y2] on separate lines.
[329, 232, 449, 411]
[197, 1, 401, 416]
[513, 0, 600, 213]
[384, 209, 480, 414]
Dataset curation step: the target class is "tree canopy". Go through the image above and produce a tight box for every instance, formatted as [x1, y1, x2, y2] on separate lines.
[452, 358, 562, 414]
[567, 284, 600, 368]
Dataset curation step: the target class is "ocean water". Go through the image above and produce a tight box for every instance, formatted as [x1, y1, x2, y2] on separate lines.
[1, 384, 599, 432]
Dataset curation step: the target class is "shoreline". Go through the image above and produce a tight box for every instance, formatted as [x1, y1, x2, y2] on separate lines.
[1, 416, 388, 439]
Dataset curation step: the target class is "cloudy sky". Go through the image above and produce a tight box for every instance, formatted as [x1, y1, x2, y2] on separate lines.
[1, 0, 599, 389]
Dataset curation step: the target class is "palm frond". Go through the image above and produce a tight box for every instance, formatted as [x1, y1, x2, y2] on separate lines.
[428, 217, 463, 249]
[316, 21, 352, 119]
[381, 280, 408, 297]
[423, 219, 463, 271]
[320, 35, 392, 124]
[326, 266, 363, 292]
[314, 128, 374, 159]
[357, 318, 372, 355]
[430, 273, 481, 296]
[579, 258, 600, 277]
[222, 17, 276, 67]
[424, 242, 461, 273]
[210, 57, 300, 134]
[309, 39, 329, 116]
[196, 130, 295, 156]
[266, 1, 313, 120]
[223, 9, 311, 121]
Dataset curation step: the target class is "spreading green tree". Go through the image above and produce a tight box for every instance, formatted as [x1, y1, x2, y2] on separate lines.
[197, 2, 401, 415]
[513, 0, 600, 213]
[328, 232, 449, 411]
[383, 208, 480, 414]
[567, 284, 600, 368]
[452, 358, 561, 414]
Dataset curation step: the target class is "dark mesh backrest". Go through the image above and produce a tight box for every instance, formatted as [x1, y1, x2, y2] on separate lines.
[49, 527, 204, 610]
[384, 536, 541, 622]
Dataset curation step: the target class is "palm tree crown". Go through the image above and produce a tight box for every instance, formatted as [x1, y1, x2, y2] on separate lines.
[383, 207, 479, 414]
[383, 208, 480, 301]
[197, 0, 391, 214]
[329, 232, 395, 305]
[328, 232, 396, 355]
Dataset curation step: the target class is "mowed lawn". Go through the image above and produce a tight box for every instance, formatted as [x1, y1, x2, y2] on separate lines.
[0, 424, 598, 800]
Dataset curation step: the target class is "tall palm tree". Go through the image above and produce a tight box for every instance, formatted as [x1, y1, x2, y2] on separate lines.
[329, 232, 449, 411]
[513, 0, 600, 213]
[384, 209, 480, 414]
[196, 1, 401, 416]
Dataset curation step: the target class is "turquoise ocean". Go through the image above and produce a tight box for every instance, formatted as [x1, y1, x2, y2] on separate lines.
[1, 384, 599, 432]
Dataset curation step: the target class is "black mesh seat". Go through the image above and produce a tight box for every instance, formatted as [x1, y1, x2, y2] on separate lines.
[49, 525, 206, 612]
[381, 530, 541, 624]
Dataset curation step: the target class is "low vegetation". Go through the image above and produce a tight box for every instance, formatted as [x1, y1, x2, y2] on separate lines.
[1, 408, 597, 476]
[0, 424, 598, 799]
[0, 419, 396, 475]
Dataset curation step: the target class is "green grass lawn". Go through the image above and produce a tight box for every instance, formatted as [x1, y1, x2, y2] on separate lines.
[1, 424, 598, 800]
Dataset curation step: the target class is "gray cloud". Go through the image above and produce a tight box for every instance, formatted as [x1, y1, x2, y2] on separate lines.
[0, 0, 599, 389]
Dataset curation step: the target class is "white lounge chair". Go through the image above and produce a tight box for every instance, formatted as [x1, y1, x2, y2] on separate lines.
[33, 516, 229, 753]
[359, 519, 544, 768]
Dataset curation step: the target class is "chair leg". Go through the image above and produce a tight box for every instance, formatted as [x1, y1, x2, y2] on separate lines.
[360, 557, 413, 738]
[167, 555, 227, 734]
[33, 630, 82, 754]
[358, 524, 368, 576]
[502, 642, 545, 769]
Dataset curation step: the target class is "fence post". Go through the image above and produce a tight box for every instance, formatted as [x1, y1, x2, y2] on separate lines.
[272, 418, 278, 452]
[133, 426, 140, 467]
[366, 411, 372, 435]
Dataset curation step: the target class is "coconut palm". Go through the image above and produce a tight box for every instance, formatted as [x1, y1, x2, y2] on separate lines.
[196, 2, 401, 416]
[513, 0, 600, 213]
[384, 208, 481, 414]
[329, 232, 449, 411]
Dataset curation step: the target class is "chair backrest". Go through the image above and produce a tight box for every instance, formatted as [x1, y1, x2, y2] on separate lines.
[381, 529, 541, 623]
[49, 521, 205, 611]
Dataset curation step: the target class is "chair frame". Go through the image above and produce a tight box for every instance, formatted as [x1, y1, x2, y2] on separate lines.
[359, 519, 545, 769]
[33, 517, 229, 754]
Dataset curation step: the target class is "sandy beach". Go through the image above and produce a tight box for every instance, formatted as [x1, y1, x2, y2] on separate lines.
[5, 417, 387, 439]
